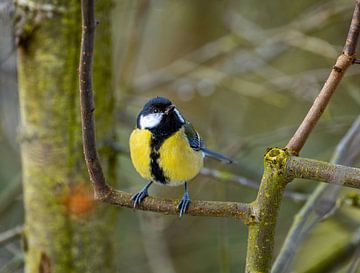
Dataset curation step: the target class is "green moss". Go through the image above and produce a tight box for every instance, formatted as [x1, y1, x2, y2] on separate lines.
[246, 148, 292, 273]
[17, 0, 116, 272]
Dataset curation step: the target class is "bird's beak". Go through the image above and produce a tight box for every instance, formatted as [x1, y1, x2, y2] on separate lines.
[165, 104, 175, 115]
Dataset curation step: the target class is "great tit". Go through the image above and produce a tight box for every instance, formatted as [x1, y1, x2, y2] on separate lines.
[129, 96, 232, 217]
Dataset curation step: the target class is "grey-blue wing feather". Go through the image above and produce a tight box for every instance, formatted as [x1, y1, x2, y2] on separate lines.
[184, 122, 233, 164]
[184, 122, 202, 151]
[200, 148, 233, 164]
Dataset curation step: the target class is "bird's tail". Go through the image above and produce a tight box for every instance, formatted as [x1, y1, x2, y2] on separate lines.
[201, 148, 233, 164]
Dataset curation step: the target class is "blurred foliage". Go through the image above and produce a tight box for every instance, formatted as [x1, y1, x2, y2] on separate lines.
[1, 0, 360, 272]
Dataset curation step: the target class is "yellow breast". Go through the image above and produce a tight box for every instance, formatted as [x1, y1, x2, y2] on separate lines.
[129, 129, 152, 180]
[159, 127, 203, 185]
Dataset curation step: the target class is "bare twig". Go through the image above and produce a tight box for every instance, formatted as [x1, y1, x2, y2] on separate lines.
[272, 116, 360, 273]
[134, 0, 351, 95]
[302, 228, 360, 273]
[79, 0, 256, 223]
[344, 1, 360, 56]
[201, 167, 309, 202]
[346, 242, 360, 273]
[79, 0, 110, 197]
[116, 0, 149, 90]
[0, 174, 22, 217]
[0, 226, 22, 247]
[286, 0, 360, 154]
[0, 254, 24, 273]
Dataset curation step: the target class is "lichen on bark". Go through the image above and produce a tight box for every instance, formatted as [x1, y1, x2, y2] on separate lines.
[246, 148, 292, 273]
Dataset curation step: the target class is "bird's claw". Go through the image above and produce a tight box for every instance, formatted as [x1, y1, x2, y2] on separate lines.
[177, 193, 190, 218]
[131, 189, 148, 208]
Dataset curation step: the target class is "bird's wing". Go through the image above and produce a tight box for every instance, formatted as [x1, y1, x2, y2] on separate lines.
[184, 122, 233, 164]
[184, 121, 203, 151]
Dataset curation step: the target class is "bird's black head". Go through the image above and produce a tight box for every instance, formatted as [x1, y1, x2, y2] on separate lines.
[137, 97, 185, 137]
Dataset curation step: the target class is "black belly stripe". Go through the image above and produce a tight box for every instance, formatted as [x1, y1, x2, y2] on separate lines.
[150, 149, 167, 184]
[150, 136, 168, 184]
[147, 110, 185, 184]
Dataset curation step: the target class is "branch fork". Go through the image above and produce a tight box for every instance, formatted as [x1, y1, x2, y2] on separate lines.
[79, 0, 360, 272]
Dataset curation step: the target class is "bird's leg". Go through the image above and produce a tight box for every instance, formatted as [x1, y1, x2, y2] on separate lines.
[132, 181, 153, 208]
[177, 182, 190, 217]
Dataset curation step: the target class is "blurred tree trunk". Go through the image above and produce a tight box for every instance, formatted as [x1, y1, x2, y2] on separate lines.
[16, 0, 116, 272]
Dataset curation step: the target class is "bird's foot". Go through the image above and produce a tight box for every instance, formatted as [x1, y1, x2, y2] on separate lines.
[132, 181, 153, 208]
[177, 192, 190, 218]
[132, 188, 150, 208]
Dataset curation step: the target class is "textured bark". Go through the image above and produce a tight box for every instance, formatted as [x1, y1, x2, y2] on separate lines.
[246, 148, 292, 273]
[17, 0, 116, 272]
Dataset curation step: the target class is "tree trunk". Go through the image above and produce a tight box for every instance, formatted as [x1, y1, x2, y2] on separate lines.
[16, 0, 116, 272]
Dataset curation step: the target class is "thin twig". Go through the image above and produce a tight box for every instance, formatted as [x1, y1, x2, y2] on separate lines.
[346, 242, 360, 273]
[0, 174, 22, 217]
[0, 226, 22, 247]
[0, 254, 24, 273]
[79, 0, 109, 197]
[302, 228, 360, 273]
[134, 0, 350, 94]
[344, 1, 360, 56]
[201, 167, 309, 202]
[286, 0, 360, 154]
[116, 0, 149, 89]
[79, 0, 256, 223]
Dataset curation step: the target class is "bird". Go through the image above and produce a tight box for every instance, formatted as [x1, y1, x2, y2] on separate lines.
[129, 96, 233, 217]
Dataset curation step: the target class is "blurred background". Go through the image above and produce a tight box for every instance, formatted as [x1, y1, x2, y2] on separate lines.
[1, 0, 360, 272]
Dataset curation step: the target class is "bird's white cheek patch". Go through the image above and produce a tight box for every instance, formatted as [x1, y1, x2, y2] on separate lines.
[139, 113, 163, 129]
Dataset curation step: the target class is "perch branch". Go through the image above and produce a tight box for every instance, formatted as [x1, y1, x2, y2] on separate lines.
[286, 0, 360, 155]
[79, 0, 256, 223]
[104, 189, 255, 221]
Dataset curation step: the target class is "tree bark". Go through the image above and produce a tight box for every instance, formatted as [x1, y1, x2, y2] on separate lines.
[16, 0, 116, 272]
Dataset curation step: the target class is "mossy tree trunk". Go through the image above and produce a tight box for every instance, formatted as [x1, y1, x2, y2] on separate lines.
[16, 0, 116, 272]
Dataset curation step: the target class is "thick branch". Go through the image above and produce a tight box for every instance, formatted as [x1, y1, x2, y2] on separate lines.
[286, 0, 360, 154]
[246, 145, 360, 272]
[246, 148, 293, 272]
[79, 0, 255, 224]
[287, 156, 360, 189]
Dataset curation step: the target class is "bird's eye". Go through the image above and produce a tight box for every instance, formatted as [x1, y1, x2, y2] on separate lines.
[153, 109, 159, 113]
